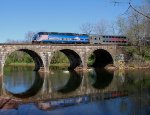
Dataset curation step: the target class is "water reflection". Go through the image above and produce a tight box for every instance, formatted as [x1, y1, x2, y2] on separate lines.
[4, 66, 44, 98]
[42, 70, 71, 92]
[1, 66, 150, 115]
[3, 66, 116, 99]
[37, 69, 82, 97]
[57, 70, 82, 93]
[88, 68, 114, 89]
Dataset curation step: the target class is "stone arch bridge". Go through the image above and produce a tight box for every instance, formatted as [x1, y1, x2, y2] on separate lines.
[0, 44, 126, 76]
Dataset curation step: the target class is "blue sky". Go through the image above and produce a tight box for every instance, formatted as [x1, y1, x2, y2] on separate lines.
[0, 0, 142, 43]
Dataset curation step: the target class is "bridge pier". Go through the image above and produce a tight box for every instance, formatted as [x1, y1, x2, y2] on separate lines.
[40, 52, 51, 73]
[114, 54, 125, 70]
[0, 53, 4, 76]
[0, 63, 3, 77]
[79, 51, 88, 70]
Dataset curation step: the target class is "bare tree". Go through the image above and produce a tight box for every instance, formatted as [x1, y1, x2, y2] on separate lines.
[128, 1, 150, 20]
[25, 31, 36, 43]
[94, 20, 109, 35]
[80, 23, 94, 35]
[112, 0, 150, 20]
[5, 39, 20, 44]
[116, 16, 128, 35]
[109, 21, 117, 35]
[111, 0, 150, 45]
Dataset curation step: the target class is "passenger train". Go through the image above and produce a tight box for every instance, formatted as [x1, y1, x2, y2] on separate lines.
[32, 32, 128, 45]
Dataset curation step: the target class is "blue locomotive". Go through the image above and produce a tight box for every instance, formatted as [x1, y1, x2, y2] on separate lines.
[32, 32, 89, 44]
[32, 32, 128, 45]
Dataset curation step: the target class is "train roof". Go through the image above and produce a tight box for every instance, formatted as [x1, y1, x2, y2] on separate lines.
[89, 34, 127, 38]
[37, 32, 88, 36]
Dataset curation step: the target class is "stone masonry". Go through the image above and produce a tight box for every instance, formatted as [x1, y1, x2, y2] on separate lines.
[0, 44, 125, 76]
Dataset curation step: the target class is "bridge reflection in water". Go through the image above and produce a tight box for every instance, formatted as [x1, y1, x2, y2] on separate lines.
[0, 66, 149, 115]
[1, 66, 127, 101]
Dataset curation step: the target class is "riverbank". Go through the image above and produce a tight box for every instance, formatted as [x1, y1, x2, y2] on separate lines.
[6, 62, 150, 71]
[7, 63, 69, 67]
[105, 63, 150, 71]
[8, 63, 35, 66]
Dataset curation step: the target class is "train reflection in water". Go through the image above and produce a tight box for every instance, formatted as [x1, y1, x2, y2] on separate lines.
[36, 68, 127, 111]
[1, 66, 150, 114]
[2, 66, 128, 110]
[37, 91, 128, 111]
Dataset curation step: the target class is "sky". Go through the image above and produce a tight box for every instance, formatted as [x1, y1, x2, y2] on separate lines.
[0, 0, 142, 43]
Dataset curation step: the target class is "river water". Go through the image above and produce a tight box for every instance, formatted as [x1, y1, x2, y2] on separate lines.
[0, 66, 150, 115]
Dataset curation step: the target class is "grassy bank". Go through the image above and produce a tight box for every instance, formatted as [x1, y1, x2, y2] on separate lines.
[7, 63, 69, 67]
[8, 63, 35, 66]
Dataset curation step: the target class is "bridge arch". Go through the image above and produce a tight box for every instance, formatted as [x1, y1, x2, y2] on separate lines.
[50, 48, 82, 70]
[4, 48, 44, 71]
[88, 49, 114, 68]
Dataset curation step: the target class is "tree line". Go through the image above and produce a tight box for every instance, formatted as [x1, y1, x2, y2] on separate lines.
[80, 0, 150, 46]
[5, 51, 69, 66]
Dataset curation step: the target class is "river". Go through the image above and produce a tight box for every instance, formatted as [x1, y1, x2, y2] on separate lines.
[0, 66, 150, 115]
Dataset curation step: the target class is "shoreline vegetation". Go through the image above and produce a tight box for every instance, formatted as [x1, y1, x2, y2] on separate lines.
[104, 63, 150, 70]
[8, 63, 69, 67]
[6, 62, 150, 71]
